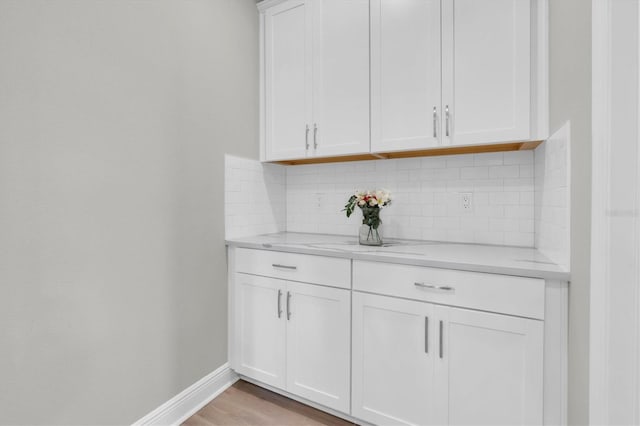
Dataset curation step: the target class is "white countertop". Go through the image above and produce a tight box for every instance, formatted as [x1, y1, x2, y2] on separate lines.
[226, 232, 570, 281]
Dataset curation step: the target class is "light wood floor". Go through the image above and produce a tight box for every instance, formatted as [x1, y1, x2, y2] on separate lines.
[182, 380, 356, 426]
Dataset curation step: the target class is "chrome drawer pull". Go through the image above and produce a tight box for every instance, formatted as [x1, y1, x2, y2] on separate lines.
[313, 123, 318, 149]
[305, 124, 310, 150]
[439, 320, 444, 359]
[425, 316, 429, 354]
[414, 282, 454, 292]
[445, 105, 450, 137]
[433, 106, 437, 138]
[272, 264, 297, 270]
[277, 289, 283, 319]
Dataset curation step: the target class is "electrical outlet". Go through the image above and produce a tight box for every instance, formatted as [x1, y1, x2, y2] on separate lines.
[461, 192, 473, 212]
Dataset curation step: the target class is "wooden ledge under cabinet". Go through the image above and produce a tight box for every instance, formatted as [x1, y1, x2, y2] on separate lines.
[269, 141, 543, 166]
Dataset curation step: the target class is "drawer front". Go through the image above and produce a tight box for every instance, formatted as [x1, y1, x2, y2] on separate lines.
[353, 261, 544, 319]
[235, 248, 351, 289]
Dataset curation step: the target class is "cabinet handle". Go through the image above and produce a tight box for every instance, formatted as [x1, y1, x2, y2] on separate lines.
[286, 291, 291, 320]
[277, 289, 283, 319]
[313, 123, 318, 149]
[425, 316, 429, 354]
[414, 282, 454, 292]
[272, 263, 297, 270]
[439, 320, 444, 359]
[433, 107, 437, 138]
[305, 124, 310, 150]
[445, 105, 450, 137]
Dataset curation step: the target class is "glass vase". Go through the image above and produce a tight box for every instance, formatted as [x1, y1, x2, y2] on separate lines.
[359, 207, 383, 246]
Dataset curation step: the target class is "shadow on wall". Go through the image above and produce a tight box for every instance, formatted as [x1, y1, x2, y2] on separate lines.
[225, 154, 286, 240]
[534, 122, 571, 270]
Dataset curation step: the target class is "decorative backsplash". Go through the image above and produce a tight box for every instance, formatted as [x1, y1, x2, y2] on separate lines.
[225, 155, 286, 240]
[535, 124, 571, 269]
[225, 139, 569, 255]
[286, 152, 536, 246]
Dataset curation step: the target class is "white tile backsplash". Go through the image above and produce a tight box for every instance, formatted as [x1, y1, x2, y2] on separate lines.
[535, 123, 571, 269]
[286, 152, 536, 245]
[224, 154, 286, 239]
[224, 140, 570, 254]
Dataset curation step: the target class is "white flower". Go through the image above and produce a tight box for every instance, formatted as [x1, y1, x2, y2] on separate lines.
[346, 189, 391, 211]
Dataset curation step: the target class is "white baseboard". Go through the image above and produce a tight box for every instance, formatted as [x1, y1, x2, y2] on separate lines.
[133, 363, 239, 426]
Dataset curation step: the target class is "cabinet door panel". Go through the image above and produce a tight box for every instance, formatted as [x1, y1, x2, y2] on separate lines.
[312, 0, 370, 157]
[265, 0, 312, 160]
[371, 0, 441, 152]
[352, 292, 434, 426]
[442, 0, 530, 145]
[434, 306, 543, 426]
[285, 281, 351, 413]
[235, 273, 286, 389]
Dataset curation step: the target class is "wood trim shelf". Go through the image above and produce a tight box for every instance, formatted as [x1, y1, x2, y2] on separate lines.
[270, 141, 543, 166]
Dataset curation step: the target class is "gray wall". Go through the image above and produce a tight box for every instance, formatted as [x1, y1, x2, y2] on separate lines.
[549, 2, 592, 425]
[0, 1, 258, 424]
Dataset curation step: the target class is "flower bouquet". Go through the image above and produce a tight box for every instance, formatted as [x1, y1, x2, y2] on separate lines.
[343, 190, 392, 246]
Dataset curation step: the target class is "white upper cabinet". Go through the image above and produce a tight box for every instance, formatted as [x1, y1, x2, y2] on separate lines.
[264, 0, 311, 161]
[441, 0, 531, 146]
[372, 0, 533, 153]
[261, 0, 543, 161]
[370, 0, 442, 152]
[262, 0, 370, 161]
[312, 0, 370, 157]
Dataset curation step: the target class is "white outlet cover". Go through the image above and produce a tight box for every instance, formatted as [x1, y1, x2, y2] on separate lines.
[461, 192, 473, 212]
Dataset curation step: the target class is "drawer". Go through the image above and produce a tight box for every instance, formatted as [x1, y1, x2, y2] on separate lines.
[234, 248, 351, 289]
[353, 260, 544, 319]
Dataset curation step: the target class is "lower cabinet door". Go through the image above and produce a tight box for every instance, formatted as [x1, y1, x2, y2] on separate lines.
[234, 273, 286, 389]
[352, 292, 435, 426]
[285, 281, 351, 413]
[434, 306, 544, 426]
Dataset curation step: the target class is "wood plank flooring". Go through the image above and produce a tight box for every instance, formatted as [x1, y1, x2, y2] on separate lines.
[182, 380, 356, 426]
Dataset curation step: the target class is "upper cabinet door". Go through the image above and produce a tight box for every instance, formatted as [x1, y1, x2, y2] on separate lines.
[312, 0, 370, 157]
[442, 0, 531, 146]
[371, 0, 442, 153]
[433, 306, 543, 426]
[264, 0, 312, 160]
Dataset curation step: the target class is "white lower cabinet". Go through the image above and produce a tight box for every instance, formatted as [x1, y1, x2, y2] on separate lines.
[235, 273, 286, 389]
[234, 272, 351, 413]
[231, 249, 564, 425]
[286, 281, 351, 413]
[353, 292, 544, 426]
[352, 292, 435, 425]
[434, 305, 544, 426]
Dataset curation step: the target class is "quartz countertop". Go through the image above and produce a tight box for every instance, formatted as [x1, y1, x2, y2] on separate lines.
[226, 232, 570, 281]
